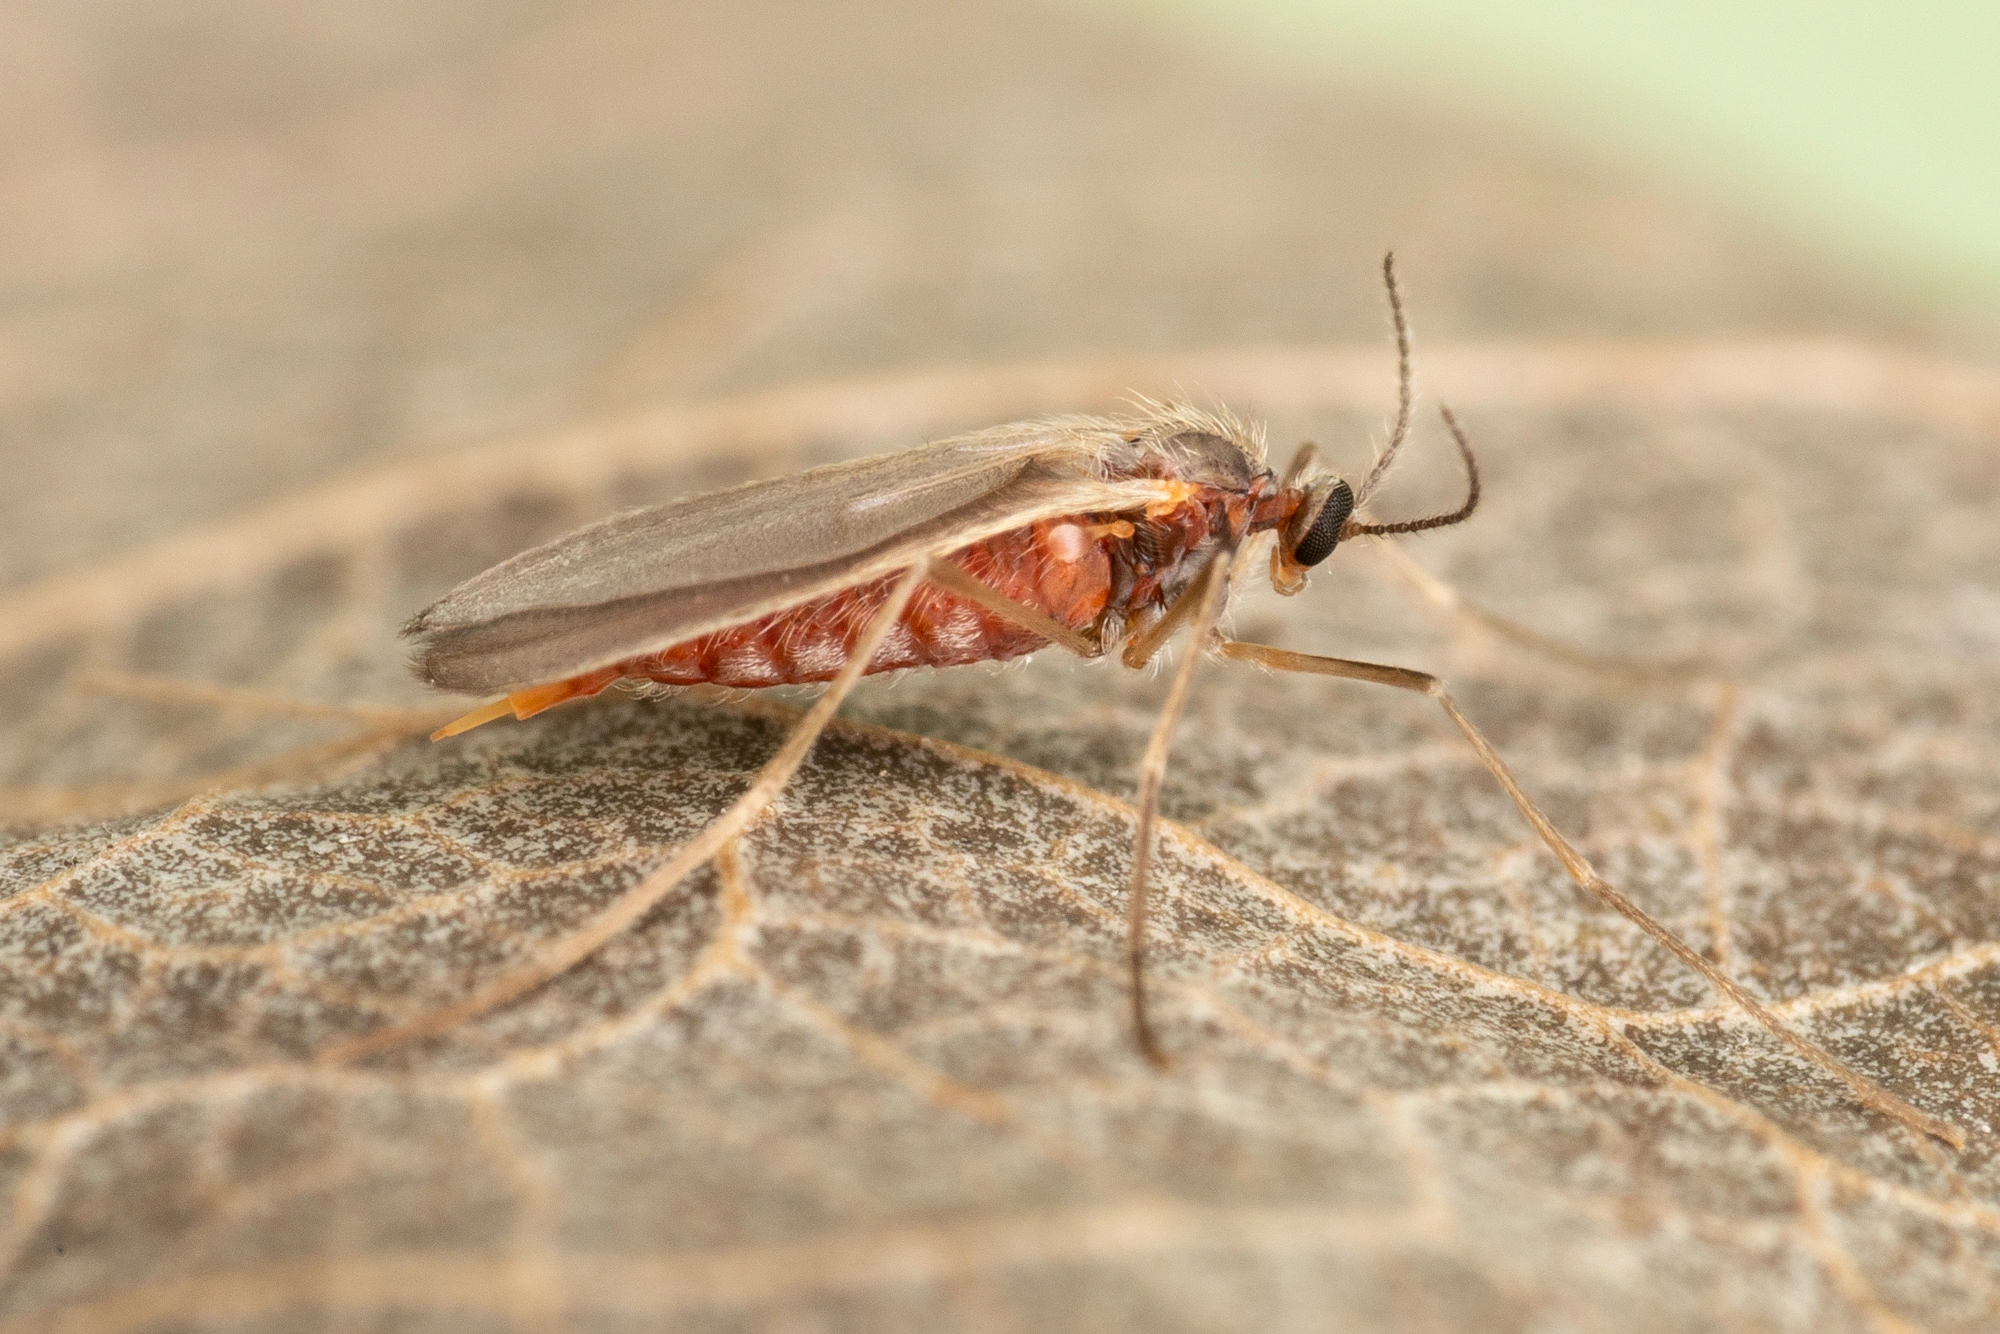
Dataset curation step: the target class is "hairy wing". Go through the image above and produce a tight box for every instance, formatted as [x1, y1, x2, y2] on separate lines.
[408, 423, 1166, 694]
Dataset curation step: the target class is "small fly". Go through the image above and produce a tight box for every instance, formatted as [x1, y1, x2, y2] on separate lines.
[335, 257, 1961, 1151]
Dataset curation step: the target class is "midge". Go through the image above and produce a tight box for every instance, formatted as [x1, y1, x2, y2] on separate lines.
[346, 258, 1959, 1150]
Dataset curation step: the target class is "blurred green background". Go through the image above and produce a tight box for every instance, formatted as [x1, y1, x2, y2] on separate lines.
[1083, 0, 1999, 325]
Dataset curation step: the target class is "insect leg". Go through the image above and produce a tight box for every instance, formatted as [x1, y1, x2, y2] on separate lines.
[1353, 251, 1417, 510]
[1124, 545, 1237, 1067]
[924, 558, 1102, 657]
[321, 561, 935, 1064]
[1120, 567, 1219, 670]
[1211, 636, 1966, 1150]
[70, 671, 450, 729]
[1, 672, 457, 823]
[0, 730, 420, 825]
[1367, 538, 1707, 686]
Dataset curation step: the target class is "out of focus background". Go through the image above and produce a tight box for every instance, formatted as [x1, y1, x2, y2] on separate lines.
[1100, 0, 2000, 319]
[4, 0, 1992, 597]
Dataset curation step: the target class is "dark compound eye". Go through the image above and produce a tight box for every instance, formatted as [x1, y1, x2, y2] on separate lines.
[1291, 479, 1354, 567]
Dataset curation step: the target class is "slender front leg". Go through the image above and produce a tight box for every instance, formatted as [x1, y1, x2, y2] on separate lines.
[1213, 636, 1965, 1150]
[322, 561, 935, 1064]
[1124, 545, 1238, 1065]
[1366, 538, 1706, 686]
[1121, 563, 1217, 670]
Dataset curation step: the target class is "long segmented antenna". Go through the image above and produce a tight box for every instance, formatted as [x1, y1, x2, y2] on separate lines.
[1353, 251, 1416, 508]
[1344, 404, 1481, 539]
[1343, 254, 1482, 541]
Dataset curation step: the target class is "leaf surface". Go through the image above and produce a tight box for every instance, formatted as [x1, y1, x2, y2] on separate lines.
[3, 2, 1999, 1331]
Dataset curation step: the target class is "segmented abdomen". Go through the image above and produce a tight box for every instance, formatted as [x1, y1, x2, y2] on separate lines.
[515, 518, 1113, 715]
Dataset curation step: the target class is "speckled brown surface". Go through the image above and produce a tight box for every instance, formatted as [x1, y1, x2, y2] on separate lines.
[3, 2, 1999, 1331]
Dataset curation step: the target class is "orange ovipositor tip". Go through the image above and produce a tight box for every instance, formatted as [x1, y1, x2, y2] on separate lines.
[430, 696, 515, 741]
[430, 676, 615, 740]
[505, 678, 598, 720]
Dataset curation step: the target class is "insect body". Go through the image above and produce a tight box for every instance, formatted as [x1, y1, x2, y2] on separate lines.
[358, 258, 1962, 1152]
[416, 418, 1338, 730]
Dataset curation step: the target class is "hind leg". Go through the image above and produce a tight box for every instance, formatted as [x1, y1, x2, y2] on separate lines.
[1114, 547, 1240, 1065]
[858, 549, 1226, 1064]
[0, 673, 458, 824]
[320, 560, 935, 1063]
[1366, 540, 1710, 686]
[1212, 635, 1963, 1150]
[70, 671, 451, 728]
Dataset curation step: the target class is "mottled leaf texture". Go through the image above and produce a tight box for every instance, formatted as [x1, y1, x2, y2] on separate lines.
[3, 1, 1999, 1331]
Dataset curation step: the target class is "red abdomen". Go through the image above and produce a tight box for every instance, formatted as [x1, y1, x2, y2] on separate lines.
[513, 519, 1113, 715]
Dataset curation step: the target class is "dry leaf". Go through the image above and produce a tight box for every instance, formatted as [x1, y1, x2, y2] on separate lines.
[4, 2, 1999, 1331]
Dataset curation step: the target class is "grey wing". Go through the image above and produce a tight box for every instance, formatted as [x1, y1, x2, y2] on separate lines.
[407, 421, 1164, 694]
